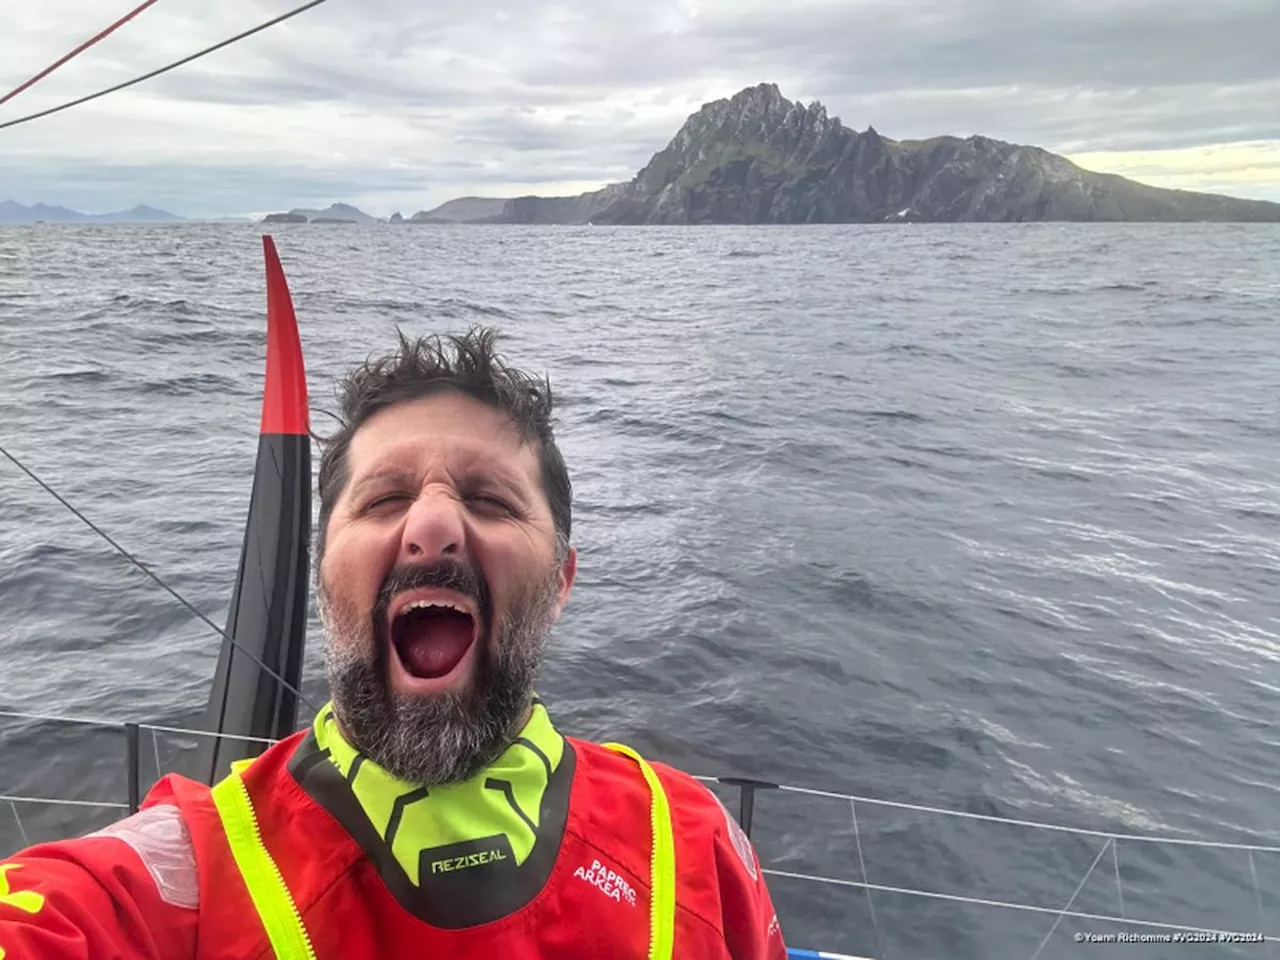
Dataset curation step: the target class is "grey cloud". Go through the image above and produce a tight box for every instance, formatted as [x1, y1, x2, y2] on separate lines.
[15, 0, 1280, 108]
[816, 80, 1280, 153]
[448, 107, 672, 154]
[144, 71, 351, 107]
[2, 0, 1278, 213]
[694, 0, 1280, 91]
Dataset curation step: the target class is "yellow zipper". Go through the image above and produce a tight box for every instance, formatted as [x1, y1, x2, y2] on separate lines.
[232, 772, 318, 960]
[604, 743, 675, 960]
[212, 760, 318, 960]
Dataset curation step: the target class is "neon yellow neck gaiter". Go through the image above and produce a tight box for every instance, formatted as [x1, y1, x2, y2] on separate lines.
[289, 697, 576, 928]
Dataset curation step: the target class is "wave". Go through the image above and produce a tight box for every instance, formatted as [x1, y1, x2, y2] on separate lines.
[137, 372, 243, 396]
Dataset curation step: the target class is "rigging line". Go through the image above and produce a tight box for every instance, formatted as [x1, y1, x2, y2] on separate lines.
[0, 0, 163, 109]
[1112, 841, 1125, 919]
[0, 709, 120, 729]
[141, 723, 280, 745]
[152, 727, 164, 781]
[0, 795, 128, 811]
[8, 799, 30, 849]
[1248, 851, 1273, 960]
[696, 773, 1280, 854]
[850, 800, 886, 960]
[0, 711, 284, 746]
[0, 441, 319, 714]
[775, 782, 1280, 852]
[1028, 837, 1113, 960]
[762, 869, 1277, 940]
[0, 0, 331, 133]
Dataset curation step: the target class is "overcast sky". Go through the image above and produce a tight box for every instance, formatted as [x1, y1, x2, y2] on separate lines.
[1, 0, 1277, 218]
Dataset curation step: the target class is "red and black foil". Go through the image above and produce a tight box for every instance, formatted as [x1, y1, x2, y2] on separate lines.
[196, 236, 312, 784]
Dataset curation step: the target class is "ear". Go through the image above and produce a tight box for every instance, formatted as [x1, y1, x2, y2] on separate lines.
[552, 545, 577, 620]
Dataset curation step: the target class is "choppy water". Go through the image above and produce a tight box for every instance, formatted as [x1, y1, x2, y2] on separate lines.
[1, 222, 1279, 959]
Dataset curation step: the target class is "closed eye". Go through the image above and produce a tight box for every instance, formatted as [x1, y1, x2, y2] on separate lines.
[470, 495, 513, 513]
[363, 492, 515, 514]
[366, 494, 410, 511]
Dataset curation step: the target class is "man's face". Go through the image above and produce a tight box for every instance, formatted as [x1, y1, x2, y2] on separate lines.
[317, 391, 576, 784]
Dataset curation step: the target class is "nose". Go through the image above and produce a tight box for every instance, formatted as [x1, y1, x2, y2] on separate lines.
[398, 487, 466, 564]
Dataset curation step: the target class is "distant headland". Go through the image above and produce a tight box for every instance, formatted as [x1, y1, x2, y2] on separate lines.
[13, 82, 1280, 226]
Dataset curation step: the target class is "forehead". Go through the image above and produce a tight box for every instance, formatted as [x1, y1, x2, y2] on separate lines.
[345, 392, 539, 484]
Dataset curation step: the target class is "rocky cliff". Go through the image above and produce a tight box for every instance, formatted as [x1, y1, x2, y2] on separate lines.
[409, 197, 509, 223]
[431, 83, 1280, 224]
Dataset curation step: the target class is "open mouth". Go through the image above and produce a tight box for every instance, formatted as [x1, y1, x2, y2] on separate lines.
[390, 597, 480, 680]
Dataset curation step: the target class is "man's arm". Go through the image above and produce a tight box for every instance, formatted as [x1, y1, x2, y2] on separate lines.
[710, 797, 789, 960]
[0, 804, 198, 959]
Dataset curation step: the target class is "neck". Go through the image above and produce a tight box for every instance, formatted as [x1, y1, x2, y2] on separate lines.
[288, 696, 577, 927]
[328, 696, 537, 780]
[312, 696, 564, 882]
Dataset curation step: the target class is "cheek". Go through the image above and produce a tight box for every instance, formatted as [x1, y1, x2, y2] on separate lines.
[486, 537, 556, 606]
[320, 585, 368, 644]
[482, 537, 527, 586]
[324, 524, 397, 594]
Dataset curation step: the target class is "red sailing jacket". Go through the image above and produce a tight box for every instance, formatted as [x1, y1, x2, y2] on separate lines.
[0, 731, 788, 959]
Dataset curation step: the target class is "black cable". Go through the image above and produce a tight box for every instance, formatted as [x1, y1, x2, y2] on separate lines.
[0, 442, 319, 713]
[0, 0, 163, 109]
[0, 0, 331, 132]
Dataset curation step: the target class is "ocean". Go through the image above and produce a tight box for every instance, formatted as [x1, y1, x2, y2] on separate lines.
[1, 221, 1279, 959]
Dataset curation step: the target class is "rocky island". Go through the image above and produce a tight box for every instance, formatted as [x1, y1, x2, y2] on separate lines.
[260, 203, 381, 224]
[414, 82, 1280, 225]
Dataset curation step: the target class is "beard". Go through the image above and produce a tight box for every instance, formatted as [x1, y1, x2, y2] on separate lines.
[318, 554, 562, 786]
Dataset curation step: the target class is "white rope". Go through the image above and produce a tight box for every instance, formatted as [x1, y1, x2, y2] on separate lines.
[2, 716, 1278, 855]
[1029, 838, 1113, 960]
[1112, 841, 1125, 919]
[850, 799, 886, 960]
[0, 709, 120, 728]
[762, 869, 1276, 941]
[0, 709, 284, 746]
[694, 774, 1280, 853]
[0, 794, 128, 810]
[140, 723, 280, 745]
[8, 799, 29, 848]
[774, 783, 1280, 852]
[1248, 850, 1273, 958]
[152, 727, 164, 780]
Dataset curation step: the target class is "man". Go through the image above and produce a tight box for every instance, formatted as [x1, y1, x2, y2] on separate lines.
[0, 327, 788, 959]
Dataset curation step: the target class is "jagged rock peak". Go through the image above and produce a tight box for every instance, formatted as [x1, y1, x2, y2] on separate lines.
[700, 82, 792, 124]
[728, 81, 786, 107]
[679, 83, 842, 142]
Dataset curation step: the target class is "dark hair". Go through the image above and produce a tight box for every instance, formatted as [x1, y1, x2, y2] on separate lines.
[314, 326, 571, 568]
